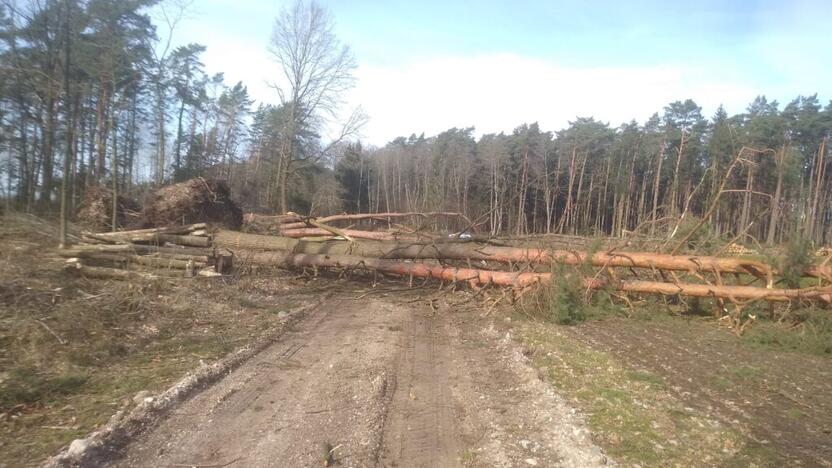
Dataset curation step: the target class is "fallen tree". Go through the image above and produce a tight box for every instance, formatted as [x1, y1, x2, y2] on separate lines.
[260, 251, 832, 303]
[277, 228, 430, 242]
[214, 231, 832, 282]
[277, 211, 468, 230]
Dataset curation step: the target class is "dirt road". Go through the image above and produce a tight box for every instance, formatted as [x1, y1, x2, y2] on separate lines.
[106, 293, 608, 467]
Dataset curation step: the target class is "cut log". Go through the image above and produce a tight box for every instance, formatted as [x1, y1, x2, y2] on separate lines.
[155, 234, 211, 247]
[273, 252, 832, 303]
[57, 245, 210, 263]
[59, 244, 136, 256]
[85, 223, 207, 240]
[213, 231, 832, 281]
[278, 228, 429, 242]
[216, 250, 234, 274]
[64, 260, 160, 281]
[146, 252, 211, 263]
[131, 244, 213, 257]
[74, 252, 205, 269]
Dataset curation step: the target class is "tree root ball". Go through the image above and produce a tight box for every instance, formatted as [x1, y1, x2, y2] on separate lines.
[140, 178, 243, 229]
[77, 186, 142, 231]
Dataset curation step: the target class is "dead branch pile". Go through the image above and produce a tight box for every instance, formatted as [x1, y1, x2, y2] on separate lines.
[76, 186, 142, 231]
[61, 223, 223, 280]
[140, 178, 242, 229]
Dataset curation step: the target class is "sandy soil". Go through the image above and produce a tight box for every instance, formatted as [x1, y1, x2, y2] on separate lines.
[103, 292, 609, 468]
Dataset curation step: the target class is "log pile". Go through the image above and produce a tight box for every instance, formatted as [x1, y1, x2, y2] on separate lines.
[61, 223, 222, 280]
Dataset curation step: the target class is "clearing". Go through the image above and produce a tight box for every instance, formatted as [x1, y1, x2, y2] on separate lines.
[2, 215, 831, 467]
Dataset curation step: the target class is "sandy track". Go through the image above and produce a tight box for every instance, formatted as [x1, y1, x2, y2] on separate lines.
[107, 294, 607, 468]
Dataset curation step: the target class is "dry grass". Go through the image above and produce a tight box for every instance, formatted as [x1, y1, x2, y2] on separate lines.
[0, 213, 315, 465]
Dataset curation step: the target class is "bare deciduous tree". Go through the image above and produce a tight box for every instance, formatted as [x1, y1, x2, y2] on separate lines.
[268, 0, 360, 213]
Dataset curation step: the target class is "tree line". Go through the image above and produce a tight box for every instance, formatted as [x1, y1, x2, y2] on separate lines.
[334, 96, 832, 245]
[1, 1, 829, 246]
[0, 0, 252, 213]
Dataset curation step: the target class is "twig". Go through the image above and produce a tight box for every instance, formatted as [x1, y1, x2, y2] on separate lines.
[36, 319, 66, 345]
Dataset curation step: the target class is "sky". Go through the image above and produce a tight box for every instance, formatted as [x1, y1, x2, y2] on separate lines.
[167, 0, 831, 146]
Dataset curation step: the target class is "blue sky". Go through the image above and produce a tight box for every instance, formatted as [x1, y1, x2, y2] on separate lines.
[168, 0, 830, 145]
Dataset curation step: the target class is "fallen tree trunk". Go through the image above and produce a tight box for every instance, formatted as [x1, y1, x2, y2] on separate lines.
[83, 223, 207, 240]
[154, 234, 211, 247]
[64, 260, 161, 281]
[67, 252, 205, 269]
[278, 211, 466, 230]
[270, 252, 832, 303]
[213, 231, 831, 281]
[278, 228, 429, 242]
[60, 244, 212, 263]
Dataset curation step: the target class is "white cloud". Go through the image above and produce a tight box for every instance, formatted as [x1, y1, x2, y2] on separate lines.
[345, 54, 760, 145]
[192, 38, 761, 146]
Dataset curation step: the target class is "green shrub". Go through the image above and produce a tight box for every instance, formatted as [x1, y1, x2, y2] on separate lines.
[777, 238, 814, 288]
[524, 262, 620, 325]
[743, 307, 832, 355]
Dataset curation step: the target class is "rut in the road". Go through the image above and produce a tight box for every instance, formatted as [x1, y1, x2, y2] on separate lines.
[379, 309, 459, 466]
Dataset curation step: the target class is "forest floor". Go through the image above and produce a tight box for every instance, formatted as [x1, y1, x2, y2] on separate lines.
[1, 214, 830, 467]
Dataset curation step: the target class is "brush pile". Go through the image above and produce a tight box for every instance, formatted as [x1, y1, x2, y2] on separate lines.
[60, 223, 225, 280]
[140, 178, 242, 229]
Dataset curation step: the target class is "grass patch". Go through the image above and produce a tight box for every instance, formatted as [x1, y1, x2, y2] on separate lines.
[514, 321, 786, 467]
[521, 250, 624, 325]
[0, 368, 89, 409]
[742, 307, 832, 355]
[459, 448, 477, 464]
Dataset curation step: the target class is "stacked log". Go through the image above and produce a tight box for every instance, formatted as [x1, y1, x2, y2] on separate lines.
[61, 223, 219, 280]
